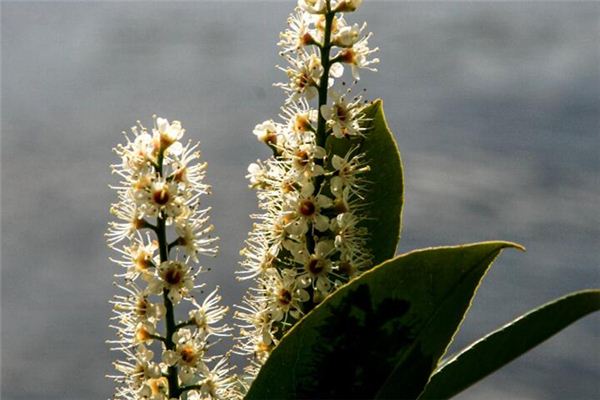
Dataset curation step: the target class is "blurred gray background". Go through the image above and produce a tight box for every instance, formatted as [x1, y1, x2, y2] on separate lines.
[2, 1, 599, 399]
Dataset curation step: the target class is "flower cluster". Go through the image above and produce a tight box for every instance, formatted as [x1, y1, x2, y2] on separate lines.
[235, 0, 378, 384]
[107, 117, 235, 399]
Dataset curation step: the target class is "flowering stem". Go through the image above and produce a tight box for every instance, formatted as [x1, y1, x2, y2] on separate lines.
[316, 5, 335, 148]
[180, 384, 203, 393]
[156, 152, 181, 398]
[307, 3, 335, 259]
[175, 318, 196, 330]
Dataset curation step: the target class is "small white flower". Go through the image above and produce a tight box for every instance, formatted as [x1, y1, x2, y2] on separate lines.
[246, 162, 268, 189]
[320, 91, 363, 138]
[264, 268, 309, 321]
[138, 377, 169, 400]
[278, 53, 322, 101]
[286, 181, 332, 234]
[189, 358, 237, 400]
[335, 0, 363, 13]
[278, 9, 316, 53]
[295, 240, 336, 298]
[330, 149, 370, 196]
[253, 120, 279, 145]
[335, 32, 379, 80]
[298, 0, 327, 14]
[286, 142, 326, 178]
[174, 209, 218, 261]
[333, 23, 364, 47]
[133, 177, 187, 219]
[147, 261, 194, 304]
[154, 117, 184, 149]
[189, 288, 231, 339]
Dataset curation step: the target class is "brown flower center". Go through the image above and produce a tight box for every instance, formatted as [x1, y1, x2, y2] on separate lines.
[180, 345, 198, 365]
[336, 105, 348, 122]
[299, 199, 316, 217]
[294, 114, 311, 133]
[136, 326, 151, 342]
[308, 257, 325, 275]
[338, 260, 353, 275]
[134, 253, 151, 272]
[163, 266, 182, 285]
[295, 149, 310, 167]
[173, 167, 187, 183]
[152, 187, 170, 205]
[135, 297, 149, 316]
[339, 49, 356, 64]
[333, 198, 349, 214]
[301, 32, 314, 46]
[277, 288, 293, 306]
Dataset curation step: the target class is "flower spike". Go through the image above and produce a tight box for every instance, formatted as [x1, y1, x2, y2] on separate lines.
[236, 0, 379, 388]
[107, 117, 235, 399]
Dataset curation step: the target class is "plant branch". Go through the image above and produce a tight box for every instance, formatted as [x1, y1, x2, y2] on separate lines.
[155, 146, 181, 398]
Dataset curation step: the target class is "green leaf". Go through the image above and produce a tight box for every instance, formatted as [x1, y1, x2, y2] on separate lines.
[245, 241, 523, 400]
[418, 289, 600, 400]
[326, 99, 404, 265]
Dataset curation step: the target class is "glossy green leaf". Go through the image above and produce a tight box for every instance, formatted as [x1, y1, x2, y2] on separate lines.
[418, 289, 600, 400]
[246, 241, 523, 400]
[326, 99, 404, 265]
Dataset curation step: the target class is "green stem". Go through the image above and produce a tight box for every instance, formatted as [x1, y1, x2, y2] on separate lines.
[315, 5, 335, 148]
[180, 384, 203, 393]
[304, 2, 335, 311]
[155, 147, 181, 398]
[175, 318, 196, 330]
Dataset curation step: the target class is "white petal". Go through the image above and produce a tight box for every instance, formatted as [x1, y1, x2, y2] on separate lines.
[313, 146, 326, 159]
[332, 155, 344, 170]
[320, 104, 333, 120]
[330, 62, 344, 78]
[330, 176, 344, 196]
[317, 194, 333, 208]
[316, 240, 335, 256]
[156, 117, 169, 133]
[314, 214, 330, 232]
[301, 181, 315, 196]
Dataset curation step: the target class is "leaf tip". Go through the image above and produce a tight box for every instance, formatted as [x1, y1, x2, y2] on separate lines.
[504, 241, 526, 252]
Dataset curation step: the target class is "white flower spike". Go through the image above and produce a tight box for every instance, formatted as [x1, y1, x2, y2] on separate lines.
[107, 117, 235, 399]
[236, 0, 379, 390]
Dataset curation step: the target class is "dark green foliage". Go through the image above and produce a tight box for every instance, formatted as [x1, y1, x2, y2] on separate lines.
[246, 242, 522, 399]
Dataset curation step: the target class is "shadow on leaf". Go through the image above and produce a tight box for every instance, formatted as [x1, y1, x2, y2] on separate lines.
[296, 284, 418, 399]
